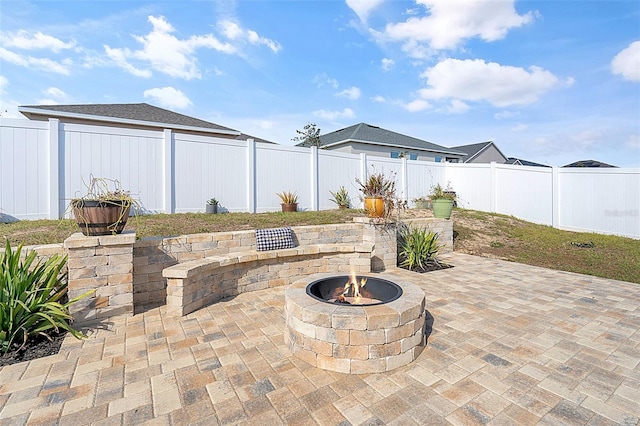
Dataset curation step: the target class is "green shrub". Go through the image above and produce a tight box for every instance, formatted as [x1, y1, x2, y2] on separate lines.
[398, 225, 442, 270]
[0, 240, 91, 354]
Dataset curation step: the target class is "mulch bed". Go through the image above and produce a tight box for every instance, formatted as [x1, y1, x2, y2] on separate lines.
[401, 261, 453, 273]
[0, 332, 67, 367]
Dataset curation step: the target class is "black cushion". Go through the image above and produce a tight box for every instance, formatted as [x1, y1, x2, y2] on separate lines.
[255, 227, 296, 251]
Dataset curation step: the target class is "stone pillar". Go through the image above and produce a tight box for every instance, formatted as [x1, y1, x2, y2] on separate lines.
[355, 218, 398, 272]
[64, 231, 136, 322]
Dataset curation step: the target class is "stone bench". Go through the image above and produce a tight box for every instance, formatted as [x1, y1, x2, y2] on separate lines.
[162, 242, 374, 316]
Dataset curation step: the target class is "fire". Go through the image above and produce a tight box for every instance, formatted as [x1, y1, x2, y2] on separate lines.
[342, 273, 367, 303]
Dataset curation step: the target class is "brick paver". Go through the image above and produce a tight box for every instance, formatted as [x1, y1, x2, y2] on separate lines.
[1, 253, 638, 425]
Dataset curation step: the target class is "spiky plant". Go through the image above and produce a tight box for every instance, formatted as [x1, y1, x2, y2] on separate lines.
[0, 240, 91, 354]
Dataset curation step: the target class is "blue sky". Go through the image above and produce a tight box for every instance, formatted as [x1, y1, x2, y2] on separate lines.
[1, 0, 639, 167]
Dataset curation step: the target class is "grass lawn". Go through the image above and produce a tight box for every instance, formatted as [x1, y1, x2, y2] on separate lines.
[1, 208, 638, 283]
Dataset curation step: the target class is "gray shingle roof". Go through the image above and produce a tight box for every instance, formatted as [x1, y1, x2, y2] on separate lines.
[450, 141, 508, 163]
[311, 123, 465, 156]
[19, 103, 240, 134]
[563, 160, 617, 168]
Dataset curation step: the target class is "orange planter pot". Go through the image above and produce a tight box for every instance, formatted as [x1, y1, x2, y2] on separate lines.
[281, 203, 298, 212]
[364, 197, 385, 218]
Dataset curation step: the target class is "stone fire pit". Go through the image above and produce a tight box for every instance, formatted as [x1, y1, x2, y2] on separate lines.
[284, 273, 426, 374]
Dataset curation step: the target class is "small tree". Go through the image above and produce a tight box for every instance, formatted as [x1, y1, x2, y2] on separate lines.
[292, 123, 322, 147]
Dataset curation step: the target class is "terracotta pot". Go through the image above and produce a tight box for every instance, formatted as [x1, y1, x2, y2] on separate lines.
[364, 197, 385, 218]
[281, 203, 298, 212]
[72, 199, 130, 236]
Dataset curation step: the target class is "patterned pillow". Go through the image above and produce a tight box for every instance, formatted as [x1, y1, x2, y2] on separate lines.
[255, 227, 296, 251]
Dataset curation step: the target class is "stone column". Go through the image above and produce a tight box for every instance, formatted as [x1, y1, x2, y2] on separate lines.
[355, 218, 398, 272]
[64, 231, 136, 322]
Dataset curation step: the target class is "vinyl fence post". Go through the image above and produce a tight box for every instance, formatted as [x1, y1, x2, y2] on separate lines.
[163, 129, 174, 214]
[48, 118, 61, 219]
[490, 161, 497, 213]
[310, 146, 319, 211]
[552, 166, 559, 229]
[247, 139, 257, 213]
[360, 153, 367, 209]
[401, 157, 408, 203]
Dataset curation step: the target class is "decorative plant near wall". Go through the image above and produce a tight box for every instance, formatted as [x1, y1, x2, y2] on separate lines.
[70, 176, 137, 236]
[356, 168, 397, 218]
[429, 183, 456, 220]
[277, 191, 299, 212]
[0, 240, 91, 354]
[397, 225, 445, 272]
[329, 186, 350, 209]
[206, 198, 219, 214]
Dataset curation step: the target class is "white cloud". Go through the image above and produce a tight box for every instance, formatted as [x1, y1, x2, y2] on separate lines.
[403, 99, 431, 112]
[0, 76, 7, 93]
[373, 0, 536, 57]
[104, 15, 238, 80]
[346, 0, 384, 22]
[372, 95, 386, 103]
[313, 74, 339, 89]
[418, 58, 563, 107]
[313, 108, 355, 121]
[0, 47, 71, 75]
[104, 46, 152, 78]
[0, 30, 76, 52]
[611, 41, 640, 82]
[218, 20, 281, 53]
[446, 99, 469, 114]
[143, 87, 192, 109]
[510, 123, 528, 132]
[43, 87, 66, 100]
[381, 58, 395, 71]
[336, 86, 361, 100]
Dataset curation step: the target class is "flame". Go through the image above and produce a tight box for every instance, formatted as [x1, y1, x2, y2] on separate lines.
[342, 273, 367, 302]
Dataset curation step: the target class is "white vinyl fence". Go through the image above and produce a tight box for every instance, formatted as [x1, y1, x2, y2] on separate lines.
[1, 118, 639, 239]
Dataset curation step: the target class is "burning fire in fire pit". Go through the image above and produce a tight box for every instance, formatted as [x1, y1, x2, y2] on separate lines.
[333, 274, 377, 305]
[306, 274, 403, 306]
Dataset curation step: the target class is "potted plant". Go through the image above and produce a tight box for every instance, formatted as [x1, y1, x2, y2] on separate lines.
[413, 196, 430, 209]
[329, 186, 350, 209]
[277, 191, 299, 212]
[429, 183, 456, 219]
[70, 177, 135, 236]
[206, 198, 219, 214]
[356, 169, 396, 218]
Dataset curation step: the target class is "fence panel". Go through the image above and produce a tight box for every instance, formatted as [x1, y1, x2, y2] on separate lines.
[0, 119, 50, 220]
[317, 150, 361, 210]
[63, 123, 164, 214]
[364, 157, 403, 202]
[173, 134, 248, 213]
[446, 163, 492, 211]
[558, 168, 640, 238]
[255, 144, 312, 212]
[406, 161, 446, 205]
[495, 164, 553, 225]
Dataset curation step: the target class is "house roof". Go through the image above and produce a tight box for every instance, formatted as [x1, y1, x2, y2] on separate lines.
[308, 123, 466, 156]
[563, 160, 617, 168]
[451, 141, 507, 163]
[18, 103, 242, 136]
[506, 157, 551, 167]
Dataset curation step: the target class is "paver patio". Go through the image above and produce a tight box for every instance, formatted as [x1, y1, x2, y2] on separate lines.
[1, 253, 638, 425]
